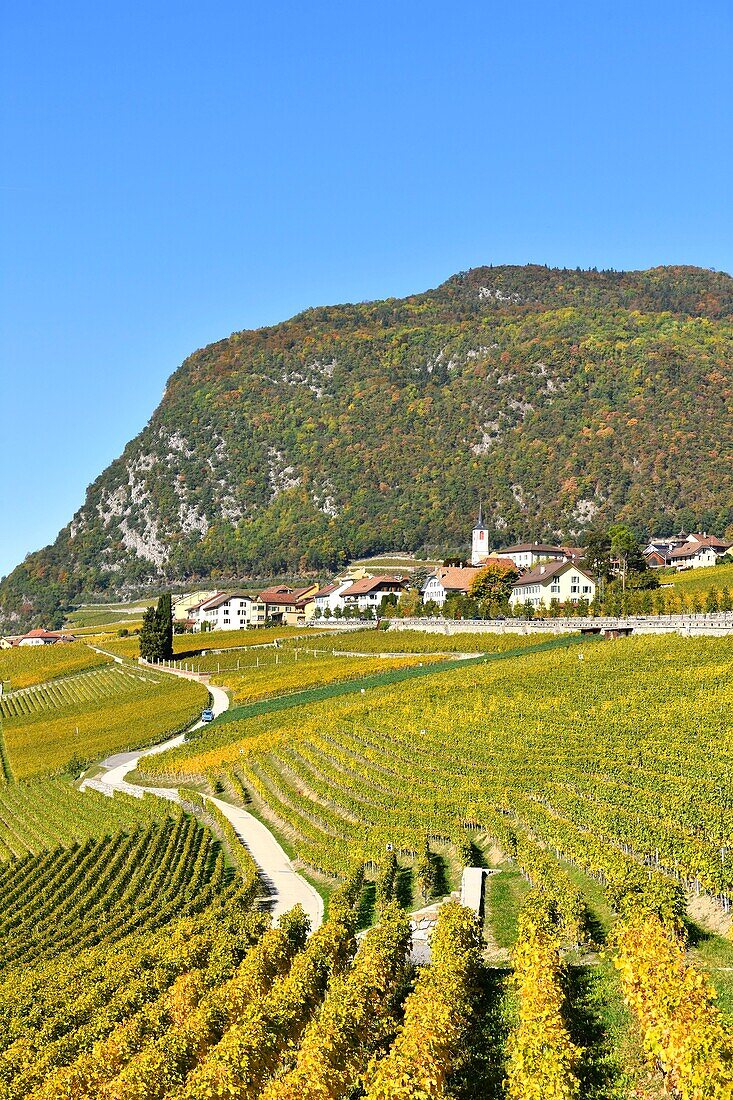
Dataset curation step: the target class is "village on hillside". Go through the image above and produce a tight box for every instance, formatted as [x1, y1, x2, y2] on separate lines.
[7, 514, 730, 642]
[4, 518, 732, 647]
[169, 518, 733, 630]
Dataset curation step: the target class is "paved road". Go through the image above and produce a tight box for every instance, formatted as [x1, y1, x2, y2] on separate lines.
[80, 670, 322, 928]
[208, 795, 324, 927]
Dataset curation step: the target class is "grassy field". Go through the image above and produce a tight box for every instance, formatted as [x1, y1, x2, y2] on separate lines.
[63, 598, 158, 627]
[0, 642, 110, 690]
[65, 608, 147, 629]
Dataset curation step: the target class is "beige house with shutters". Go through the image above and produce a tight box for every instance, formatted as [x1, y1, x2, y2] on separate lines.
[509, 560, 596, 610]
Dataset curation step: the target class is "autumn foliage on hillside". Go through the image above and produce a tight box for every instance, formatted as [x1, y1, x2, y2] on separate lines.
[3, 264, 733, 626]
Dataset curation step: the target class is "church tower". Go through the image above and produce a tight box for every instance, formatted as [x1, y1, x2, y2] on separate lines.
[471, 504, 489, 565]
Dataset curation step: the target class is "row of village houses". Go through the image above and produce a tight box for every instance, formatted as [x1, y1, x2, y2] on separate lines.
[178, 558, 596, 628]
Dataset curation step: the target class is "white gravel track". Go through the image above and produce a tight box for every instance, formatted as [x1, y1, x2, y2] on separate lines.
[80, 665, 323, 928]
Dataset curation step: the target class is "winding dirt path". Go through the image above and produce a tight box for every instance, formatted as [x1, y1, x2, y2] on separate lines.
[80, 667, 322, 928]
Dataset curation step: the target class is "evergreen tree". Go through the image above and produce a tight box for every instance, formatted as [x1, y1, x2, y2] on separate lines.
[139, 606, 158, 661]
[417, 839, 436, 903]
[139, 594, 173, 661]
[155, 593, 174, 660]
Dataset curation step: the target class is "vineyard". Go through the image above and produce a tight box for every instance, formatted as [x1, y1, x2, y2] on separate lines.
[0, 850, 716, 1100]
[0, 643, 110, 691]
[0, 840, 263, 1100]
[0, 778, 175, 859]
[177, 651, 438, 707]
[0, 625, 731, 1095]
[0, 662, 208, 779]
[0, 664, 175, 720]
[102, 626, 312, 660]
[279, 629, 555, 655]
[139, 634, 733, 895]
[665, 561, 733, 597]
[0, 814, 237, 967]
[0, 860, 502, 1100]
[127, 631, 733, 1095]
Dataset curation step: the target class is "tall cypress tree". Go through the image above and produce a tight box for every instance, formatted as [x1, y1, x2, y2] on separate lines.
[139, 595, 173, 661]
[139, 605, 158, 661]
[155, 593, 174, 660]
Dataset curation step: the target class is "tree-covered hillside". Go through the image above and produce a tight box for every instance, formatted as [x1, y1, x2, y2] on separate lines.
[3, 264, 733, 627]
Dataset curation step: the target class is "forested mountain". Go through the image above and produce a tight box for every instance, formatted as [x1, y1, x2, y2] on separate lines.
[3, 264, 733, 627]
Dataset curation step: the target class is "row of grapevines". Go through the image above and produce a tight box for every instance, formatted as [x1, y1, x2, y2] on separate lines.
[613, 902, 733, 1098]
[86, 909, 310, 1100]
[506, 891, 580, 1100]
[0, 779, 174, 861]
[262, 902, 411, 1100]
[361, 899, 482, 1099]
[0, 887, 258, 1098]
[177, 869, 364, 1100]
[0, 643, 110, 691]
[180, 789, 263, 889]
[0, 816, 235, 970]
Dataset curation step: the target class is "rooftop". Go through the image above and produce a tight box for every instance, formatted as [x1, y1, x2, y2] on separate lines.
[340, 575, 405, 597]
[512, 560, 594, 588]
[499, 543, 567, 555]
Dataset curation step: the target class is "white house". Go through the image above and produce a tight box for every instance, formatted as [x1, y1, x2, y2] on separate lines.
[509, 560, 596, 610]
[423, 561, 515, 607]
[423, 566, 481, 607]
[339, 576, 406, 613]
[498, 543, 569, 570]
[15, 629, 72, 646]
[189, 592, 267, 631]
[312, 580, 354, 616]
[258, 585, 320, 624]
[667, 533, 732, 571]
[173, 590, 218, 622]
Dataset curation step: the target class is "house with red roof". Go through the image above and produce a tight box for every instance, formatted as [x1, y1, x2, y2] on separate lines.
[338, 576, 406, 614]
[667, 533, 732, 571]
[15, 628, 74, 646]
[423, 560, 516, 607]
[312, 580, 354, 617]
[258, 583, 320, 624]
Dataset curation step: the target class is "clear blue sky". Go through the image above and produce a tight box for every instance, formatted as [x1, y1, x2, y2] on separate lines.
[1, 1, 731, 578]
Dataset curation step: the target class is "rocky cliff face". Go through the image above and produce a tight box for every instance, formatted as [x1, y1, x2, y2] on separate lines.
[4, 264, 733, 627]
